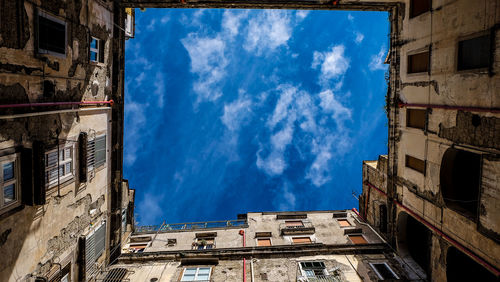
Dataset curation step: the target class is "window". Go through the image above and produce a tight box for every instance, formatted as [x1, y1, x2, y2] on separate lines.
[410, 0, 431, 18]
[90, 37, 104, 63]
[85, 222, 106, 275]
[37, 11, 66, 56]
[370, 263, 399, 280]
[285, 220, 304, 228]
[45, 144, 74, 188]
[300, 262, 327, 278]
[292, 237, 312, 244]
[337, 219, 351, 227]
[379, 205, 388, 233]
[167, 238, 177, 247]
[257, 238, 272, 246]
[405, 155, 426, 174]
[181, 267, 211, 281]
[348, 234, 368, 244]
[195, 238, 215, 250]
[408, 51, 430, 74]
[406, 109, 426, 129]
[457, 35, 491, 71]
[87, 135, 106, 176]
[129, 243, 147, 253]
[0, 154, 20, 212]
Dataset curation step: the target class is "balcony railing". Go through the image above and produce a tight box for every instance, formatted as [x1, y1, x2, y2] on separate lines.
[297, 275, 344, 282]
[280, 221, 315, 235]
[135, 219, 247, 233]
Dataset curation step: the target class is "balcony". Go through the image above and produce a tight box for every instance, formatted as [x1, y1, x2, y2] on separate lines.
[297, 275, 344, 282]
[135, 219, 247, 233]
[280, 221, 315, 235]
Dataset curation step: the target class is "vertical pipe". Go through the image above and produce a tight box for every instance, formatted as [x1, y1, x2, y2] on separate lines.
[239, 230, 247, 282]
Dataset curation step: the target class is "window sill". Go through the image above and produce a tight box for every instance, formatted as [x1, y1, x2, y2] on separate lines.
[46, 177, 75, 196]
[0, 204, 25, 221]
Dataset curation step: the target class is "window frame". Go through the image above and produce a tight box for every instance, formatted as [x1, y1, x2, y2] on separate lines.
[348, 234, 369, 244]
[256, 237, 272, 247]
[369, 262, 399, 280]
[285, 220, 304, 227]
[37, 10, 67, 57]
[407, 50, 431, 74]
[181, 267, 212, 281]
[406, 108, 427, 130]
[194, 237, 215, 250]
[456, 32, 492, 72]
[299, 261, 328, 278]
[0, 153, 21, 213]
[45, 143, 75, 189]
[90, 36, 104, 63]
[291, 236, 313, 244]
[405, 154, 426, 175]
[87, 134, 107, 178]
[336, 218, 352, 228]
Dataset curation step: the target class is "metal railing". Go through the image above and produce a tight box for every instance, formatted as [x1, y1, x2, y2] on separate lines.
[135, 219, 247, 233]
[297, 275, 344, 282]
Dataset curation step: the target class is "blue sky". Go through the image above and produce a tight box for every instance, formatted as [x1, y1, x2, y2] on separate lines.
[124, 9, 389, 225]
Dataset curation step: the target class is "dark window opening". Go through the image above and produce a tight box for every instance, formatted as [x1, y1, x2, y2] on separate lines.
[405, 155, 426, 174]
[408, 51, 430, 73]
[406, 109, 426, 129]
[397, 212, 431, 277]
[38, 13, 66, 55]
[457, 35, 491, 71]
[371, 263, 399, 280]
[446, 247, 497, 282]
[379, 205, 387, 233]
[410, 0, 431, 18]
[440, 148, 481, 218]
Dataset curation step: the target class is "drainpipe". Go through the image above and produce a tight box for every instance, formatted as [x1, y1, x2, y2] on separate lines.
[363, 181, 500, 277]
[250, 259, 255, 282]
[239, 230, 247, 282]
[0, 106, 112, 119]
[398, 102, 500, 114]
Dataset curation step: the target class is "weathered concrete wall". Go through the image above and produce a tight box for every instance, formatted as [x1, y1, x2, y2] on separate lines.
[0, 0, 117, 281]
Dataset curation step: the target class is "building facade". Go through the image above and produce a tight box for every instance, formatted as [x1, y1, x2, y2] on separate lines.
[104, 210, 415, 281]
[360, 0, 500, 281]
[0, 0, 133, 281]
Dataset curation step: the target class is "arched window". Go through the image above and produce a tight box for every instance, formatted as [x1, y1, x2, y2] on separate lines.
[440, 148, 481, 218]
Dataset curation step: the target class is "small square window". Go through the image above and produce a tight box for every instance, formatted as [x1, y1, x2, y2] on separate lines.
[408, 51, 430, 74]
[406, 109, 426, 129]
[410, 0, 431, 18]
[37, 12, 66, 56]
[405, 155, 426, 174]
[457, 35, 491, 71]
[285, 220, 304, 227]
[45, 144, 75, 188]
[194, 238, 215, 250]
[1, 154, 21, 213]
[257, 238, 272, 246]
[337, 219, 351, 227]
[349, 234, 368, 244]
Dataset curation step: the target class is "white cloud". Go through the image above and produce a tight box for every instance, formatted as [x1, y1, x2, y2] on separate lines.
[124, 100, 147, 165]
[135, 72, 146, 85]
[222, 10, 249, 38]
[347, 14, 354, 21]
[160, 15, 170, 24]
[369, 46, 387, 71]
[154, 72, 165, 108]
[312, 45, 350, 83]
[355, 32, 364, 44]
[276, 181, 297, 210]
[182, 34, 228, 103]
[245, 11, 293, 55]
[319, 89, 352, 121]
[146, 19, 157, 31]
[306, 136, 334, 186]
[295, 10, 310, 21]
[221, 92, 253, 131]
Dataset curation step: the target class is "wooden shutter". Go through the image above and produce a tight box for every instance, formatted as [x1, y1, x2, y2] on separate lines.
[95, 135, 106, 167]
[21, 148, 34, 205]
[32, 141, 46, 205]
[406, 109, 426, 129]
[337, 219, 351, 227]
[408, 51, 430, 73]
[349, 235, 368, 244]
[292, 237, 311, 244]
[285, 221, 304, 227]
[257, 238, 271, 246]
[410, 0, 431, 18]
[79, 132, 88, 182]
[406, 155, 426, 174]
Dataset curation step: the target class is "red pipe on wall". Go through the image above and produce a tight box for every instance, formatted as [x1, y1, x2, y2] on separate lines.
[398, 102, 500, 114]
[239, 230, 247, 282]
[363, 181, 500, 277]
[0, 100, 114, 109]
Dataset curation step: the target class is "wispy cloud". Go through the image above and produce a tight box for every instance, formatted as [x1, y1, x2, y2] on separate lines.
[124, 100, 147, 166]
[312, 45, 350, 86]
[182, 34, 228, 103]
[222, 10, 249, 38]
[221, 91, 253, 131]
[354, 32, 364, 44]
[369, 46, 388, 71]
